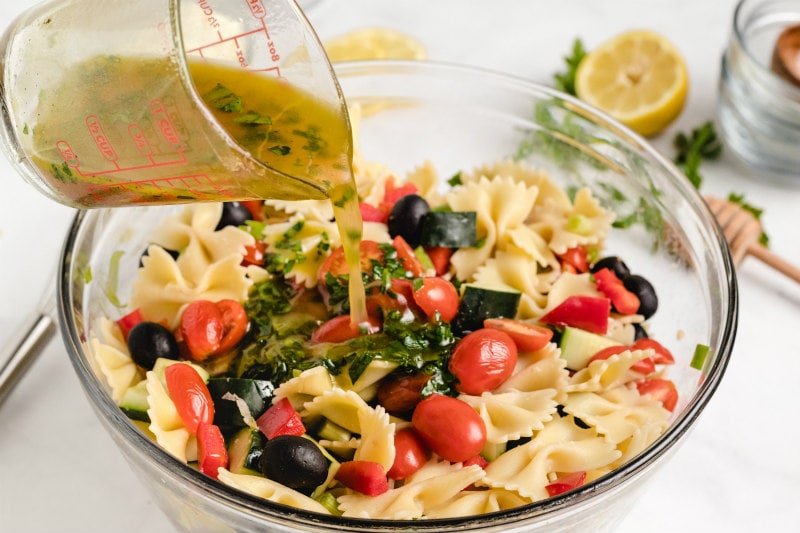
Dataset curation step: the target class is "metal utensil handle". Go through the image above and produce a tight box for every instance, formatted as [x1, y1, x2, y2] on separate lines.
[0, 314, 57, 406]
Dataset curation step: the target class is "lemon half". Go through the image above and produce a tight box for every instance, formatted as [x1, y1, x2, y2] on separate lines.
[324, 28, 427, 62]
[575, 30, 688, 137]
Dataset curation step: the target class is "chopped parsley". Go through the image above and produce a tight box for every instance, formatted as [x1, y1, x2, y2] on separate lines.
[203, 83, 242, 113]
[553, 38, 588, 96]
[672, 121, 723, 189]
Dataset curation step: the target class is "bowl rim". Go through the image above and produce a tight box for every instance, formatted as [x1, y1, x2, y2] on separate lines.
[58, 58, 738, 530]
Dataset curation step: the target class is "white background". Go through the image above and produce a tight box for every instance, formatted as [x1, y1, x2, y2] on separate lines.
[1, 0, 799, 532]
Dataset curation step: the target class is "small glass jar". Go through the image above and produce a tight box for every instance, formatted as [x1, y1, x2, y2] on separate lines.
[718, 0, 800, 183]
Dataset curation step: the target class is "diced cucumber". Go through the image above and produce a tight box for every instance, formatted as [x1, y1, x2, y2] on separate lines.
[119, 379, 150, 422]
[315, 418, 352, 443]
[558, 326, 621, 370]
[480, 440, 507, 461]
[207, 378, 275, 430]
[227, 427, 265, 475]
[452, 284, 521, 334]
[419, 211, 477, 247]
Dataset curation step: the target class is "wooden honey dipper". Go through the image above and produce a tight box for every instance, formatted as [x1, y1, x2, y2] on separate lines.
[704, 196, 800, 282]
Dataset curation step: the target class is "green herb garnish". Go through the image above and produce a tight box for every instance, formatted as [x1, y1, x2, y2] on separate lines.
[728, 192, 769, 246]
[672, 121, 722, 189]
[553, 38, 588, 96]
[203, 83, 242, 113]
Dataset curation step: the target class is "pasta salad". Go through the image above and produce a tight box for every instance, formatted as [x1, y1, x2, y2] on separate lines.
[90, 135, 680, 520]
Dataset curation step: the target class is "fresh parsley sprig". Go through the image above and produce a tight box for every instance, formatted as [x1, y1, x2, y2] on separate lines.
[672, 121, 722, 189]
[553, 38, 587, 96]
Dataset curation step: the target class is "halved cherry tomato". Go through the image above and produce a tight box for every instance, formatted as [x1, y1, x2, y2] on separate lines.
[387, 428, 429, 480]
[318, 240, 384, 284]
[335, 460, 389, 496]
[180, 299, 247, 361]
[180, 300, 224, 361]
[117, 308, 144, 341]
[449, 328, 518, 395]
[392, 235, 425, 277]
[588, 345, 656, 375]
[558, 246, 590, 274]
[366, 278, 418, 318]
[413, 277, 460, 322]
[164, 363, 214, 434]
[593, 268, 640, 315]
[215, 299, 249, 353]
[483, 318, 553, 352]
[197, 423, 228, 478]
[411, 394, 486, 463]
[539, 295, 610, 335]
[242, 240, 266, 267]
[633, 338, 675, 365]
[636, 378, 679, 412]
[257, 397, 306, 439]
[359, 202, 387, 223]
[545, 471, 587, 497]
[311, 314, 380, 343]
[425, 246, 453, 276]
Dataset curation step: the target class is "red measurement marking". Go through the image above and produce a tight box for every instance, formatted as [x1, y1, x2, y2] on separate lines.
[128, 124, 153, 157]
[247, 0, 266, 19]
[56, 140, 80, 168]
[86, 174, 236, 203]
[184, 27, 266, 54]
[85, 115, 118, 163]
[150, 99, 184, 152]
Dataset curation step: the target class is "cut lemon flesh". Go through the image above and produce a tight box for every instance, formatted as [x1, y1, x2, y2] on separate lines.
[575, 30, 688, 136]
[324, 28, 427, 62]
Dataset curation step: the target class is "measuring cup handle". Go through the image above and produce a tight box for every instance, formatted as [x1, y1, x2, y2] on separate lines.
[0, 312, 57, 407]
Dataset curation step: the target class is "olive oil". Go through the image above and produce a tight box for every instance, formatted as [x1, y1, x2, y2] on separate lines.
[28, 56, 367, 324]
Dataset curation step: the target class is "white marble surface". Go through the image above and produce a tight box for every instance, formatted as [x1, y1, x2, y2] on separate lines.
[1, 0, 799, 531]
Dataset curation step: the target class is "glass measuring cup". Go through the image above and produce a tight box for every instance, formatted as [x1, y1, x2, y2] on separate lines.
[0, 0, 352, 208]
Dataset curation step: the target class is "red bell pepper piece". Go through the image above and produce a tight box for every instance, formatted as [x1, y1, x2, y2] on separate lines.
[242, 240, 266, 267]
[359, 202, 387, 223]
[636, 378, 679, 412]
[545, 471, 587, 497]
[197, 423, 229, 478]
[424, 246, 454, 276]
[164, 363, 215, 434]
[117, 308, 144, 341]
[557, 246, 590, 274]
[257, 397, 306, 439]
[335, 460, 389, 496]
[593, 268, 640, 315]
[539, 295, 610, 334]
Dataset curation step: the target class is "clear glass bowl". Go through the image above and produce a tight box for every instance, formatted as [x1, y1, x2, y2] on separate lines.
[58, 60, 738, 533]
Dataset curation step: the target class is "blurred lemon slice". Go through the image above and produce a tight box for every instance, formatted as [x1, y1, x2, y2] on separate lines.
[575, 30, 688, 137]
[324, 28, 427, 62]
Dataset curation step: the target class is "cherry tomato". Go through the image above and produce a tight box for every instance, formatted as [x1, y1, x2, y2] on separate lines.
[413, 277, 460, 322]
[412, 394, 486, 463]
[392, 235, 425, 277]
[215, 299, 249, 353]
[318, 240, 384, 292]
[335, 460, 389, 496]
[164, 363, 214, 434]
[424, 246, 453, 276]
[376, 372, 432, 414]
[483, 318, 553, 352]
[197, 423, 228, 478]
[180, 300, 224, 361]
[381, 176, 418, 210]
[387, 428, 429, 480]
[636, 378, 679, 412]
[366, 278, 418, 318]
[545, 471, 587, 497]
[588, 345, 656, 375]
[311, 314, 380, 343]
[449, 328, 518, 395]
[633, 338, 675, 365]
